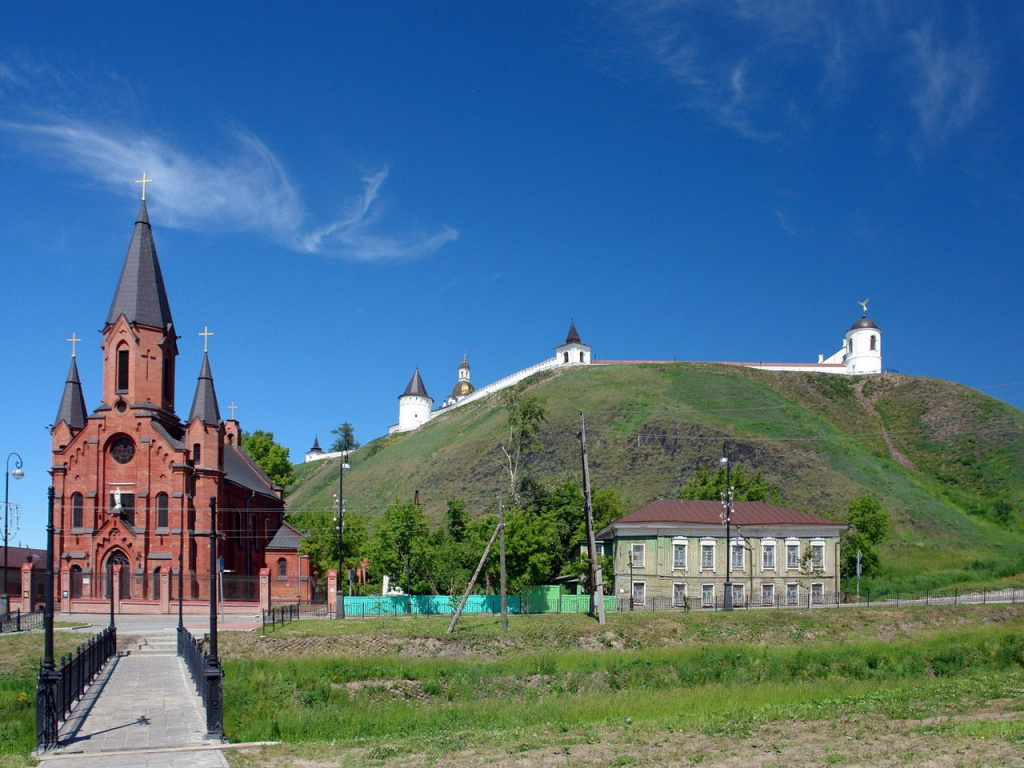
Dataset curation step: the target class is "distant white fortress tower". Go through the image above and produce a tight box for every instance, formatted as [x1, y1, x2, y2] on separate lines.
[387, 307, 882, 435]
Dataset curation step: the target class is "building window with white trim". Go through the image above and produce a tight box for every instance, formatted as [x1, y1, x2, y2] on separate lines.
[731, 583, 744, 606]
[811, 542, 825, 571]
[762, 542, 776, 571]
[811, 583, 824, 604]
[786, 583, 799, 606]
[672, 539, 687, 570]
[786, 542, 800, 569]
[761, 583, 775, 607]
[629, 542, 646, 569]
[701, 583, 715, 608]
[730, 541, 745, 571]
[701, 542, 715, 571]
[631, 580, 646, 608]
[673, 582, 687, 607]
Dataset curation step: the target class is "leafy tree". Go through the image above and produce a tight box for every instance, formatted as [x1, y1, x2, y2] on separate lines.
[330, 422, 360, 453]
[841, 495, 890, 580]
[368, 498, 430, 593]
[499, 383, 546, 502]
[241, 430, 294, 488]
[300, 510, 368, 579]
[680, 463, 782, 504]
[446, 498, 469, 543]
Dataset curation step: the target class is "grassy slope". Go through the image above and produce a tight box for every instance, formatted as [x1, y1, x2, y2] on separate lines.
[285, 364, 1024, 589]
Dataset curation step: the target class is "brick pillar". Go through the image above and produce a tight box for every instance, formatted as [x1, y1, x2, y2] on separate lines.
[327, 569, 338, 614]
[160, 568, 171, 614]
[20, 563, 33, 613]
[60, 566, 72, 614]
[259, 567, 270, 612]
[112, 564, 123, 614]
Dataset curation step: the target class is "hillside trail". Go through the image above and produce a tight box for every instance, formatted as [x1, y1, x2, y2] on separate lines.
[854, 382, 917, 471]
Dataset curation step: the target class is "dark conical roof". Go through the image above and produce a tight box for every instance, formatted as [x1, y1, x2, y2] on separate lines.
[188, 353, 221, 426]
[400, 368, 430, 399]
[54, 357, 88, 430]
[565, 320, 581, 345]
[309, 436, 322, 452]
[106, 201, 174, 329]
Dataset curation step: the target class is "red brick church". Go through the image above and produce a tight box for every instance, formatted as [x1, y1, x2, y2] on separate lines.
[50, 197, 301, 613]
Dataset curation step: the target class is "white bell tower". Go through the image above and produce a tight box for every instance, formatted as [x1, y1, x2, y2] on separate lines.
[844, 302, 882, 375]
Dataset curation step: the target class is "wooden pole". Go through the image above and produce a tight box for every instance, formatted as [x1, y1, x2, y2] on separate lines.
[580, 411, 605, 624]
[447, 520, 501, 634]
[499, 496, 508, 631]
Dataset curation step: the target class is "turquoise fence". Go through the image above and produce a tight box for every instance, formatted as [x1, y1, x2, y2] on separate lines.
[522, 586, 616, 615]
[342, 594, 522, 616]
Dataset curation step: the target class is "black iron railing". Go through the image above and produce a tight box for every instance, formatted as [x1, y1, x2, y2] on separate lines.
[36, 625, 117, 750]
[177, 627, 223, 738]
[1, 609, 43, 633]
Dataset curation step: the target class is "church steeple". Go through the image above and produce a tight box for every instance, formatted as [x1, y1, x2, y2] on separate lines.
[106, 201, 174, 330]
[54, 356, 88, 431]
[188, 353, 221, 427]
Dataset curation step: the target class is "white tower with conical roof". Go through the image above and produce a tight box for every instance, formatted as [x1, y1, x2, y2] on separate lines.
[843, 302, 882, 375]
[397, 368, 434, 432]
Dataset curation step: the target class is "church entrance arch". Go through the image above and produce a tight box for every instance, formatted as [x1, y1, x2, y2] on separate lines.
[104, 549, 131, 599]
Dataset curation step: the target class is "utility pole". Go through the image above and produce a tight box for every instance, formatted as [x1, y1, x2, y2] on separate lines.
[498, 495, 508, 631]
[579, 412, 605, 624]
[447, 519, 501, 634]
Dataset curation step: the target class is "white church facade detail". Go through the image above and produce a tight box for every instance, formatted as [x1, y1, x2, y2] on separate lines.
[388, 309, 882, 435]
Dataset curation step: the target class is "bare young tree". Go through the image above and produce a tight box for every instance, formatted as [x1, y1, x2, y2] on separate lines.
[499, 382, 546, 503]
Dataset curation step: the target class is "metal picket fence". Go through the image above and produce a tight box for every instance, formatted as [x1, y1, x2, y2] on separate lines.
[1, 609, 43, 633]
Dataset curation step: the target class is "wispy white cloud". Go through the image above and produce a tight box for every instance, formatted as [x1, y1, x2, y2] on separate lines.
[0, 63, 456, 262]
[600, 1, 990, 148]
[905, 21, 987, 146]
[773, 208, 797, 236]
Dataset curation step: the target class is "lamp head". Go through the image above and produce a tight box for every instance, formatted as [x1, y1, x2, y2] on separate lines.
[719, 457, 728, 467]
[11, 468, 24, 480]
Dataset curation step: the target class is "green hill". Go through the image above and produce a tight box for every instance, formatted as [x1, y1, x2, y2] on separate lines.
[284, 363, 1024, 591]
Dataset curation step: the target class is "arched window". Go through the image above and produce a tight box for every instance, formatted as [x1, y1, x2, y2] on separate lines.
[563, 352, 569, 363]
[162, 357, 174, 401]
[70, 564, 83, 599]
[870, 335, 877, 351]
[116, 345, 130, 391]
[579, 351, 585, 363]
[235, 511, 243, 543]
[192, 443, 202, 464]
[72, 493, 84, 528]
[105, 550, 131, 599]
[152, 568, 161, 599]
[277, 558, 288, 579]
[156, 493, 169, 529]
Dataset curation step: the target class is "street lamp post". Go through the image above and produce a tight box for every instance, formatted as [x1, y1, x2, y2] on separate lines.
[2, 452, 25, 615]
[336, 450, 349, 619]
[628, 550, 634, 612]
[720, 455, 734, 611]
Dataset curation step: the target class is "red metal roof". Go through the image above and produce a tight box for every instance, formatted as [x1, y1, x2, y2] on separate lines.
[1, 547, 46, 570]
[613, 499, 843, 527]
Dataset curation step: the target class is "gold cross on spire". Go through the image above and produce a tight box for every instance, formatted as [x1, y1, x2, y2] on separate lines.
[135, 172, 154, 201]
[228, 401, 238, 419]
[66, 332, 82, 358]
[858, 298, 870, 315]
[199, 326, 214, 353]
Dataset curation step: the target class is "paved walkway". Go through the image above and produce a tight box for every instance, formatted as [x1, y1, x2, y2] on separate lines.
[39, 635, 230, 768]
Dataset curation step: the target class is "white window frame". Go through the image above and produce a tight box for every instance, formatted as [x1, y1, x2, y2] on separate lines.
[811, 582, 824, 605]
[730, 539, 745, 572]
[761, 582, 775, 607]
[761, 540, 776, 571]
[786, 582, 799, 606]
[631, 580, 646, 608]
[701, 583, 715, 608]
[672, 582, 687, 607]
[629, 542, 646, 569]
[786, 540, 800, 569]
[672, 538, 687, 571]
[700, 539, 716, 571]
[811, 540, 825, 571]
[731, 582, 745, 606]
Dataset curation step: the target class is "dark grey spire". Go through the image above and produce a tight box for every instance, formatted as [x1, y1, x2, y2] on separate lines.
[400, 368, 429, 399]
[565, 320, 581, 345]
[188, 353, 221, 426]
[106, 201, 174, 329]
[54, 357, 88, 430]
[309, 436, 322, 452]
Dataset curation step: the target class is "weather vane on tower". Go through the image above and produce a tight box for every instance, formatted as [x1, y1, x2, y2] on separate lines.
[859, 298, 870, 316]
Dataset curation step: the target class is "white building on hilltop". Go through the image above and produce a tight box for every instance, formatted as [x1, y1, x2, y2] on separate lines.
[388, 308, 882, 434]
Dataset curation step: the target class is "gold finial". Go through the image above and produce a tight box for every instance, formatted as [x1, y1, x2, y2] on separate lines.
[66, 332, 82, 358]
[199, 326, 214, 353]
[228, 401, 238, 419]
[135, 172, 154, 201]
[858, 298, 869, 315]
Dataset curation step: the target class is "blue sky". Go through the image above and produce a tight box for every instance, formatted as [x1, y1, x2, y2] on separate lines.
[2, 2, 1022, 546]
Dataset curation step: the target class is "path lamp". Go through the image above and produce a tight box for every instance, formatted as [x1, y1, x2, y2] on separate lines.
[336, 450, 349, 618]
[38, 487, 60, 749]
[2, 452, 24, 614]
[206, 496, 224, 738]
[720, 455, 734, 612]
